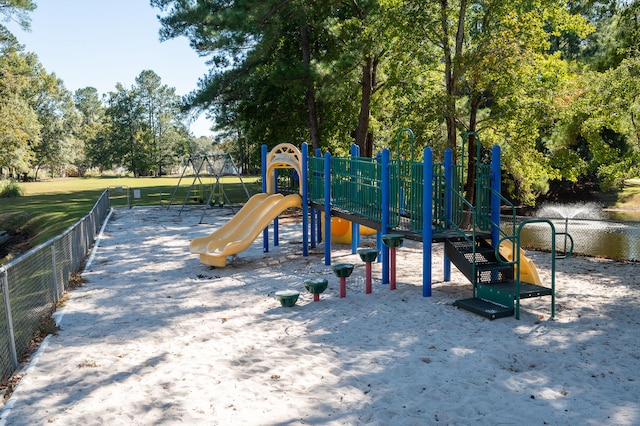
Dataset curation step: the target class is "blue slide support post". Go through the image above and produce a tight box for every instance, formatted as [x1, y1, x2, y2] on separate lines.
[350, 144, 360, 254]
[381, 149, 390, 285]
[324, 151, 332, 266]
[309, 147, 316, 250]
[302, 143, 309, 257]
[261, 145, 269, 253]
[274, 169, 279, 246]
[315, 148, 323, 245]
[423, 147, 433, 297]
[443, 148, 453, 282]
[491, 145, 501, 248]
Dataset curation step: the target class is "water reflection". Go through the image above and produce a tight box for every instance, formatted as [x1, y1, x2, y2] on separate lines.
[515, 217, 640, 262]
[605, 210, 640, 221]
[506, 202, 640, 261]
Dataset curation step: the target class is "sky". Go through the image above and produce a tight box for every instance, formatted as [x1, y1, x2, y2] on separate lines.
[7, 0, 214, 137]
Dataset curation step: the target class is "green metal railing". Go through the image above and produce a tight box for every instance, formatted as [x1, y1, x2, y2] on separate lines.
[308, 149, 473, 236]
[308, 156, 324, 203]
[432, 163, 447, 231]
[330, 156, 391, 224]
[514, 219, 559, 320]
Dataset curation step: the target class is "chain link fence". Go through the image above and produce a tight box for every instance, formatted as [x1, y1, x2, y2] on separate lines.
[0, 190, 110, 382]
[501, 215, 640, 262]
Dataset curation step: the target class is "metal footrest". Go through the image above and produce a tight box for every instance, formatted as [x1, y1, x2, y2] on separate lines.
[453, 297, 514, 320]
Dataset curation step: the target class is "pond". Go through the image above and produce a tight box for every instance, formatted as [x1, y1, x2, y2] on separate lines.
[606, 210, 640, 221]
[505, 202, 640, 261]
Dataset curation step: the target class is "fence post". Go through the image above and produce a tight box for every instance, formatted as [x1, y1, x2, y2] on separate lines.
[1, 269, 18, 369]
[51, 244, 60, 301]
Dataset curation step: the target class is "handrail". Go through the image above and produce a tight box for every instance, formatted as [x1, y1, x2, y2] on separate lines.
[557, 218, 575, 259]
[482, 187, 517, 265]
[396, 128, 415, 163]
[515, 219, 557, 320]
[556, 231, 574, 259]
[447, 186, 478, 295]
[446, 186, 477, 246]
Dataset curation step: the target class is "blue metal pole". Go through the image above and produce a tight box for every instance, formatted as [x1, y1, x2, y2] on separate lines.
[261, 145, 269, 253]
[381, 148, 390, 284]
[350, 144, 360, 254]
[274, 168, 279, 247]
[315, 148, 322, 245]
[302, 143, 309, 257]
[324, 151, 332, 266]
[423, 147, 433, 297]
[443, 148, 452, 282]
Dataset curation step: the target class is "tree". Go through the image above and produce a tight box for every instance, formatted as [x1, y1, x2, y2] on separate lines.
[395, 0, 593, 205]
[100, 72, 189, 176]
[545, 1, 640, 192]
[103, 83, 144, 175]
[0, 0, 36, 48]
[0, 49, 39, 176]
[153, 0, 397, 157]
[134, 70, 187, 176]
[153, 1, 326, 152]
[74, 87, 106, 175]
[25, 67, 81, 178]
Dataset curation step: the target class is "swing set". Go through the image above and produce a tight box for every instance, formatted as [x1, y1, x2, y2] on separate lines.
[167, 153, 252, 223]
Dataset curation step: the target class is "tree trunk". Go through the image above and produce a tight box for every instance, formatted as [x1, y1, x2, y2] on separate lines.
[459, 94, 481, 229]
[440, 0, 467, 159]
[464, 94, 481, 204]
[300, 23, 321, 151]
[354, 56, 375, 157]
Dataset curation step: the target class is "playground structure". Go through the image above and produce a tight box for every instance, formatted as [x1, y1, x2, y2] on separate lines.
[191, 135, 570, 320]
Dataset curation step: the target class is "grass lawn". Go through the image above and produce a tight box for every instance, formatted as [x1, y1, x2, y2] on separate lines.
[616, 179, 640, 210]
[0, 175, 261, 263]
[2, 174, 639, 264]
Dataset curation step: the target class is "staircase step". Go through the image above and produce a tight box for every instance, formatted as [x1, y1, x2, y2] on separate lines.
[453, 298, 514, 320]
[432, 230, 491, 243]
[447, 241, 504, 264]
[484, 280, 553, 299]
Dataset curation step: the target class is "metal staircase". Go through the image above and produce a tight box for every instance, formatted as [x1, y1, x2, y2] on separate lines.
[446, 234, 553, 320]
[445, 133, 562, 320]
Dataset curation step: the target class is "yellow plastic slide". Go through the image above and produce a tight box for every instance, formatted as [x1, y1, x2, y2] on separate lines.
[498, 241, 542, 285]
[190, 193, 302, 267]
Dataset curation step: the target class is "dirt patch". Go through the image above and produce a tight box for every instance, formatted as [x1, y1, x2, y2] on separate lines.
[1, 315, 60, 402]
[0, 229, 36, 264]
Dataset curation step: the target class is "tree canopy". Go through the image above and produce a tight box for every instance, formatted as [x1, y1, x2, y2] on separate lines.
[0, 1, 639, 206]
[151, 0, 639, 205]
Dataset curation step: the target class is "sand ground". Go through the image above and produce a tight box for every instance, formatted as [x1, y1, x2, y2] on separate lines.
[1, 206, 639, 425]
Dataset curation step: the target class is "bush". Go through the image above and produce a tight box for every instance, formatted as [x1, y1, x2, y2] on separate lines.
[0, 180, 24, 198]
